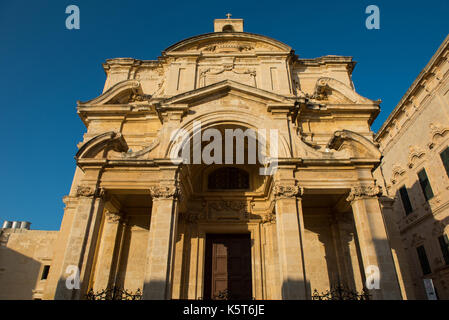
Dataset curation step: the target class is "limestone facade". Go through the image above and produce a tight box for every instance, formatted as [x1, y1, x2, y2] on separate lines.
[374, 35, 449, 299]
[0, 228, 58, 299]
[0, 17, 404, 300]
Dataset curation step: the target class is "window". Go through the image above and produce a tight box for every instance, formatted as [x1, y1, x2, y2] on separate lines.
[438, 234, 449, 265]
[418, 168, 434, 201]
[399, 186, 413, 215]
[416, 245, 431, 275]
[41, 265, 50, 280]
[208, 167, 249, 190]
[440, 146, 449, 177]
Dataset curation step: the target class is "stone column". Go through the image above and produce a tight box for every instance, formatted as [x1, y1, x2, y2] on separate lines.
[347, 186, 402, 300]
[91, 209, 123, 292]
[273, 181, 308, 299]
[53, 185, 105, 300]
[143, 185, 180, 300]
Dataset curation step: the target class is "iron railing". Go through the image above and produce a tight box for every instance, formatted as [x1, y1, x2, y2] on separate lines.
[312, 284, 370, 300]
[86, 286, 142, 300]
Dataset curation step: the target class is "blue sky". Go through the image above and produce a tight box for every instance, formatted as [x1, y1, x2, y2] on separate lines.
[0, 0, 447, 230]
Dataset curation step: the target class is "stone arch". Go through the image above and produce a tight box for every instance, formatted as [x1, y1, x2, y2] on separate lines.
[165, 109, 291, 162]
[222, 25, 234, 32]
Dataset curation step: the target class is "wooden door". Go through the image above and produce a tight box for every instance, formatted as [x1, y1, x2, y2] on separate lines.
[204, 234, 252, 300]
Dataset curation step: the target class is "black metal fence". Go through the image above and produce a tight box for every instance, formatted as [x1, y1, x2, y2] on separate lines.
[85, 286, 142, 300]
[312, 284, 370, 300]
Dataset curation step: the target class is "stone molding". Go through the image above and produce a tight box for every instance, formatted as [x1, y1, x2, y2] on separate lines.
[346, 185, 382, 203]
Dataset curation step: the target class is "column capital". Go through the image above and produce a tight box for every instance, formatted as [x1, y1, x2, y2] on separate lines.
[150, 185, 180, 201]
[76, 185, 105, 199]
[273, 182, 303, 200]
[105, 211, 124, 224]
[346, 185, 382, 203]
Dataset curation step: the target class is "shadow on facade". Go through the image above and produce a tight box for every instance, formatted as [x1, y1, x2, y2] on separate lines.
[281, 279, 307, 300]
[382, 178, 449, 300]
[0, 245, 41, 299]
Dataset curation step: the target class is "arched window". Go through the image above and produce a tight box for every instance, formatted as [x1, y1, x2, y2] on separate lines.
[222, 25, 234, 32]
[208, 167, 249, 190]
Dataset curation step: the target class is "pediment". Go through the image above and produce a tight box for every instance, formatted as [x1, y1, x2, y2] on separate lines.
[327, 130, 381, 161]
[160, 80, 293, 107]
[312, 77, 378, 105]
[78, 80, 150, 106]
[163, 32, 292, 54]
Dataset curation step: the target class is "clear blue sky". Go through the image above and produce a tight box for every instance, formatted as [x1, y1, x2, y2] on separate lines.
[0, 0, 447, 230]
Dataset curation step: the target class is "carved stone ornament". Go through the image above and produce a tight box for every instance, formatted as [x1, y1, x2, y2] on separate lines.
[208, 200, 249, 221]
[272, 183, 303, 199]
[432, 221, 446, 236]
[261, 212, 276, 224]
[346, 185, 382, 202]
[182, 211, 206, 224]
[149, 185, 180, 200]
[105, 211, 122, 224]
[428, 122, 449, 149]
[410, 233, 426, 247]
[76, 185, 96, 197]
[129, 93, 152, 103]
[200, 41, 255, 53]
[407, 145, 426, 168]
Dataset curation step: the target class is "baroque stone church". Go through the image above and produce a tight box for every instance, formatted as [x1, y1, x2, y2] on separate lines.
[0, 17, 404, 300]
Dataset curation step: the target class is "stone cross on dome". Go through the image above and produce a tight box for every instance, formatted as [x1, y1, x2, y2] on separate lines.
[226, 13, 232, 19]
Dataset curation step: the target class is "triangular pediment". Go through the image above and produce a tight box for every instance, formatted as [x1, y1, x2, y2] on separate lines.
[160, 80, 292, 107]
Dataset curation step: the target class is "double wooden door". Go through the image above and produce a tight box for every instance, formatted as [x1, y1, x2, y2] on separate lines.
[204, 234, 252, 300]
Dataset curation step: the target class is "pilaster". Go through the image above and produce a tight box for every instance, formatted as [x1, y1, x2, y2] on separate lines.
[143, 184, 180, 299]
[273, 175, 308, 299]
[347, 185, 402, 300]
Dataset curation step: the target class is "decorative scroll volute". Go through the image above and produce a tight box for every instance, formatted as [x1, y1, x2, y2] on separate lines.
[346, 185, 382, 203]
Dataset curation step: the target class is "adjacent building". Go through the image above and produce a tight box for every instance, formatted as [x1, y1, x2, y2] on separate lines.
[374, 35, 449, 299]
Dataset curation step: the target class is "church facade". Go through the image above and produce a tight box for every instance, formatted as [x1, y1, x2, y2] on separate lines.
[0, 17, 404, 300]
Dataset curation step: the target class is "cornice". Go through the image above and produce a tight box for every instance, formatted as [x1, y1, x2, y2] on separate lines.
[163, 32, 292, 53]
